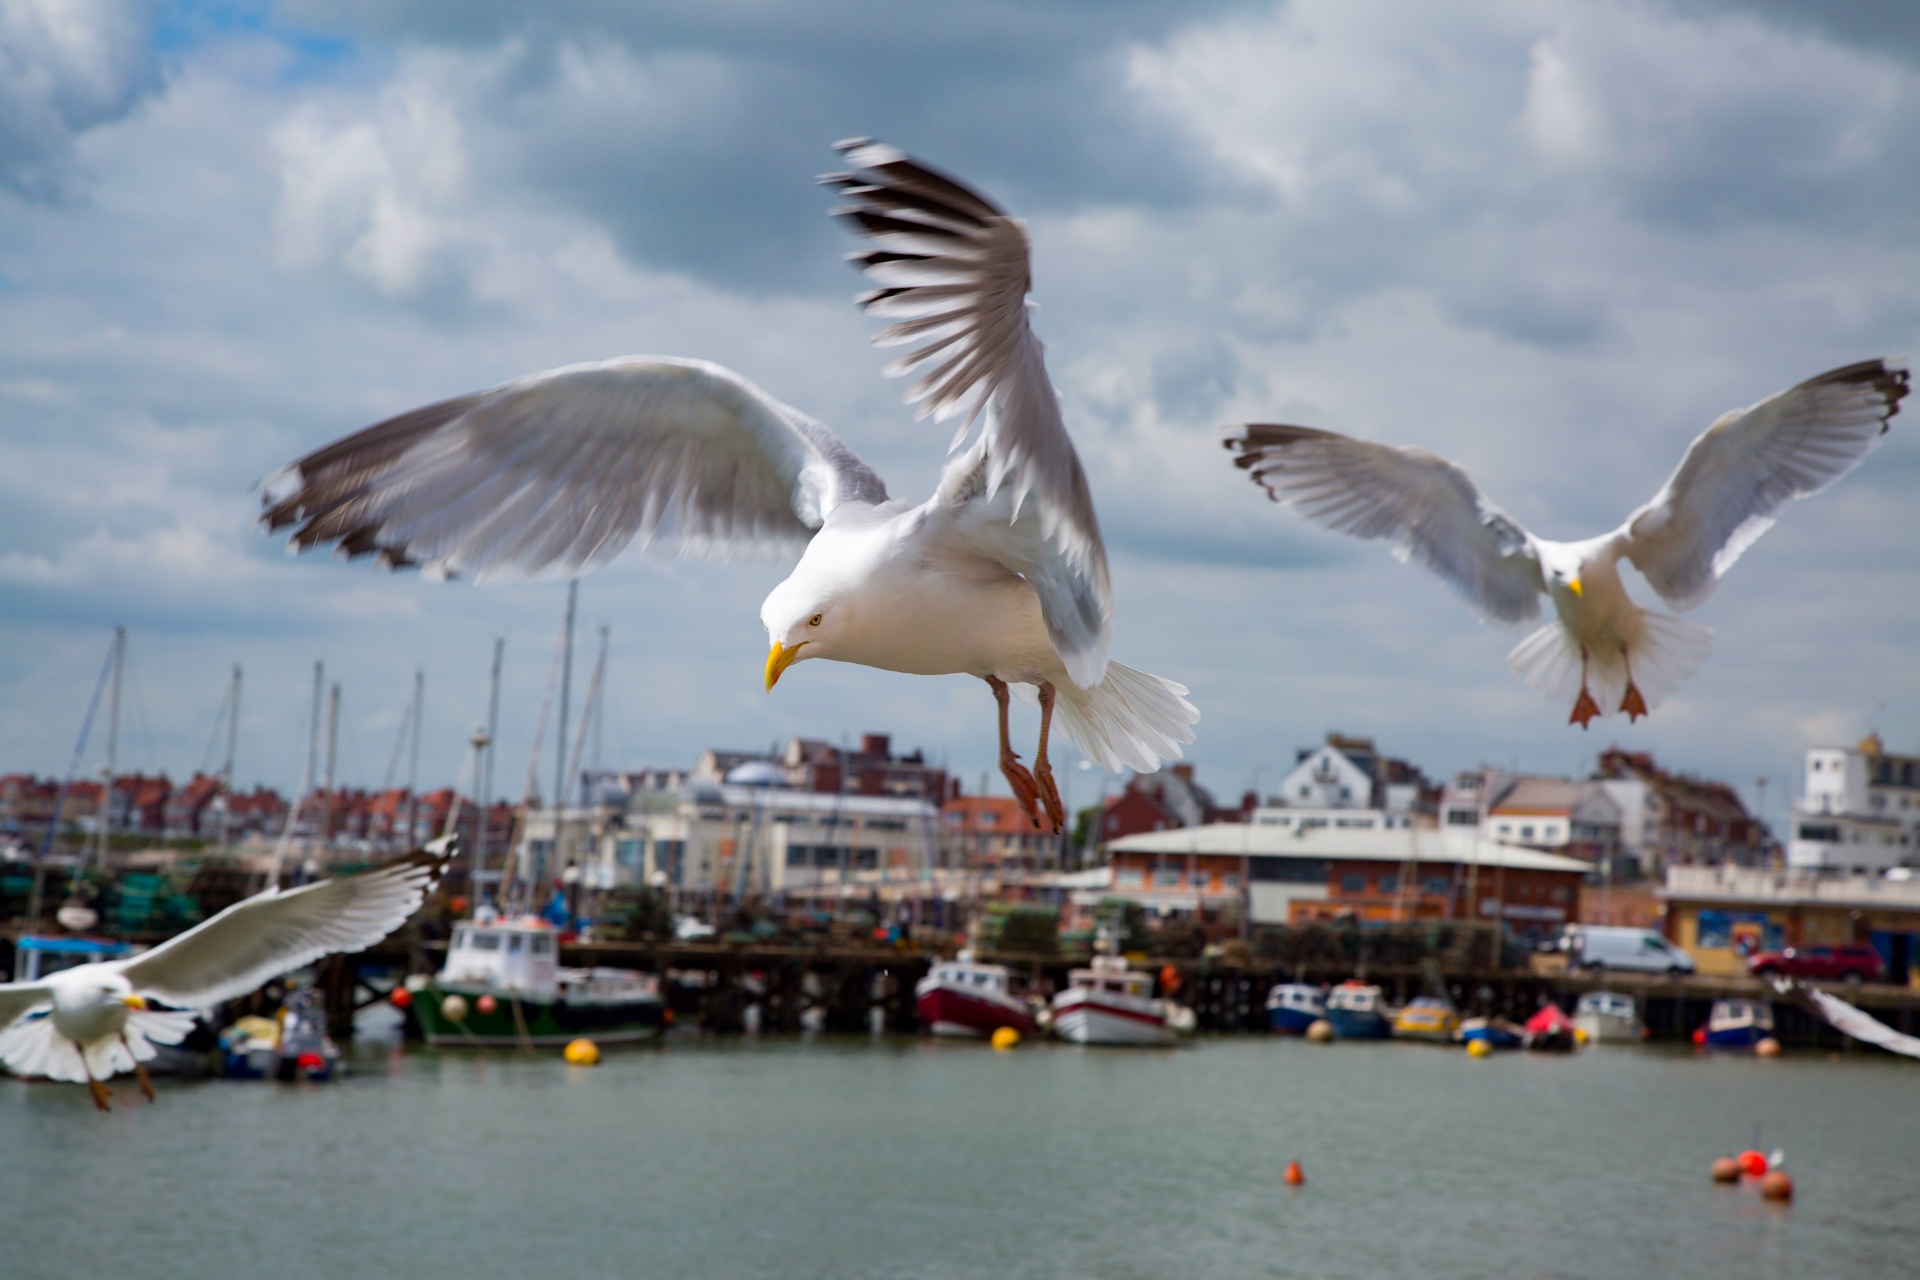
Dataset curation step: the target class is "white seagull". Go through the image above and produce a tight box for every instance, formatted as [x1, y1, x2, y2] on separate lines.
[0, 852, 442, 1109]
[260, 141, 1198, 829]
[1224, 361, 1906, 726]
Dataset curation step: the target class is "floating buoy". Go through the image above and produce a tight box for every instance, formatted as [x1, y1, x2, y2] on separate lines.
[990, 1026, 1021, 1051]
[1738, 1150, 1769, 1178]
[1760, 1171, 1793, 1201]
[1710, 1158, 1741, 1183]
[476, 994, 497, 1017]
[295, 1052, 326, 1073]
[1572, 1026, 1590, 1045]
[1692, 1027, 1707, 1047]
[1467, 1038, 1493, 1059]
[388, 986, 412, 1010]
[1755, 1037, 1781, 1058]
[441, 993, 469, 1023]
[1306, 1019, 1335, 1043]
[563, 1038, 601, 1066]
[1283, 1161, 1305, 1187]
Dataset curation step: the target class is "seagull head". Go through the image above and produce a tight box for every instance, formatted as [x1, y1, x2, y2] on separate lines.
[56, 967, 146, 1015]
[1540, 547, 1584, 601]
[760, 558, 856, 691]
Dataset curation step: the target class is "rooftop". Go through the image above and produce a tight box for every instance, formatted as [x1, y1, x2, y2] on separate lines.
[1108, 822, 1593, 873]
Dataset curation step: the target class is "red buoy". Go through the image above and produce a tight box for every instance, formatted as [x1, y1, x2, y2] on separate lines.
[1760, 1171, 1793, 1202]
[389, 986, 412, 1010]
[1692, 1026, 1707, 1047]
[1283, 1161, 1305, 1187]
[1738, 1150, 1769, 1178]
[476, 994, 498, 1016]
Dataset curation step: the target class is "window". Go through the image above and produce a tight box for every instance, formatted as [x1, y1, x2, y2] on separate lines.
[507, 935, 524, 953]
[1116, 868, 1144, 889]
[1447, 809, 1477, 826]
[530, 936, 552, 955]
[1155, 867, 1181, 888]
[1549, 886, 1569, 904]
[1340, 874, 1366, 894]
[1223, 874, 1240, 890]
[1379, 874, 1400, 894]
[470, 931, 501, 952]
[855, 847, 879, 870]
[1520, 825, 1535, 840]
[1422, 876, 1450, 897]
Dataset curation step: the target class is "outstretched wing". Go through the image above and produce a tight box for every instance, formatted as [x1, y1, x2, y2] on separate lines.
[0, 982, 52, 1032]
[1224, 424, 1544, 623]
[115, 851, 444, 1009]
[261, 357, 889, 580]
[1773, 976, 1920, 1060]
[827, 140, 1113, 687]
[1622, 360, 1906, 611]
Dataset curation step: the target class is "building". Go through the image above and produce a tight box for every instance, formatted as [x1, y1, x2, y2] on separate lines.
[1665, 863, 1920, 983]
[694, 733, 956, 804]
[1270, 732, 1439, 814]
[1485, 777, 1623, 865]
[1097, 764, 1251, 843]
[1594, 749, 1768, 870]
[1099, 821, 1591, 939]
[1789, 733, 1919, 872]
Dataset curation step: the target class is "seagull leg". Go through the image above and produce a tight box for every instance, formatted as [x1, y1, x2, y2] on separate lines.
[985, 676, 1044, 830]
[120, 1034, 156, 1102]
[1619, 643, 1648, 722]
[74, 1041, 110, 1111]
[1033, 682, 1067, 836]
[1570, 645, 1601, 730]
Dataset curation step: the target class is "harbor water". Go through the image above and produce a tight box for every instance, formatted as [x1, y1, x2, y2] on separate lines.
[5, 1031, 1916, 1280]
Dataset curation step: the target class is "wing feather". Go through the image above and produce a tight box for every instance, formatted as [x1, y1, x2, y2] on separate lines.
[830, 141, 1114, 685]
[115, 851, 445, 1009]
[0, 982, 52, 1032]
[1224, 424, 1544, 623]
[1623, 360, 1906, 611]
[262, 357, 888, 581]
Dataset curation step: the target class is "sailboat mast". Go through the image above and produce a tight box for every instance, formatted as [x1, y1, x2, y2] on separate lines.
[406, 667, 424, 850]
[555, 580, 577, 819]
[218, 663, 241, 850]
[91, 625, 126, 874]
[475, 636, 503, 906]
[322, 682, 341, 851]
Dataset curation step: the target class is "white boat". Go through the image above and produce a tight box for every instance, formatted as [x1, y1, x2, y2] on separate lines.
[1573, 991, 1644, 1043]
[916, 953, 1038, 1039]
[1050, 955, 1193, 1046]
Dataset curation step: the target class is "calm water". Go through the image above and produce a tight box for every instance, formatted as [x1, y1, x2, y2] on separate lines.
[4, 1028, 1916, 1280]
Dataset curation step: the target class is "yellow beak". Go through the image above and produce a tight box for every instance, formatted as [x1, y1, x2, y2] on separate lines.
[1567, 578, 1583, 598]
[765, 640, 805, 691]
[122, 994, 148, 1010]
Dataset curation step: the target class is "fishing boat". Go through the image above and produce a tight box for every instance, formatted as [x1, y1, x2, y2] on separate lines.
[1051, 955, 1193, 1046]
[1459, 1015, 1525, 1050]
[1264, 982, 1326, 1034]
[408, 913, 665, 1047]
[915, 953, 1037, 1039]
[1523, 1002, 1577, 1052]
[1573, 991, 1643, 1043]
[1701, 998, 1774, 1050]
[1325, 981, 1393, 1040]
[1393, 996, 1460, 1042]
[219, 986, 342, 1081]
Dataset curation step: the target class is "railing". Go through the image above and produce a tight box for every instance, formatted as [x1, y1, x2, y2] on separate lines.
[1665, 864, 1920, 908]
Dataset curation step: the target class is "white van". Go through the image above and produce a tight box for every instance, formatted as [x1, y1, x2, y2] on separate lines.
[1565, 926, 1695, 975]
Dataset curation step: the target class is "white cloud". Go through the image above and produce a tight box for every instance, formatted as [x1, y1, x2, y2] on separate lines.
[0, 0, 158, 195]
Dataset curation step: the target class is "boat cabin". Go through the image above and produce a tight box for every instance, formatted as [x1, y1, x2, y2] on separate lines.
[928, 960, 1013, 996]
[1575, 991, 1637, 1021]
[1708, 998, 1774, 1035]
[1267, 983, 1325, 1015]
[1328, 982, 1383, 1014]
[442, 917, 559, 998]
[1066, 954, 1155, 1000]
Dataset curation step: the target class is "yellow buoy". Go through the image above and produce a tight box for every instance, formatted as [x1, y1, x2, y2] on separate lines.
[1467, 1037, 1493, 1058]
[1306, 1019, 1335, 1043]
[991, 1026, 1021, 1051]
[563, 1038, 601, 1066]
[1572, 1026, 1590, 1045]
[441, 993, 469, 1023]
[1755, 1036, 1782, 1059]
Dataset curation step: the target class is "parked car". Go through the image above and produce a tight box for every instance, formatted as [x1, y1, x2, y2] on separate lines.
[1748, 944, 1884, 984]
[1563, 925, 1696, 975]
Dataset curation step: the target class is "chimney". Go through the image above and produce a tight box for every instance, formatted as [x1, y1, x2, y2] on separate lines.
[861, 733, 891, 759]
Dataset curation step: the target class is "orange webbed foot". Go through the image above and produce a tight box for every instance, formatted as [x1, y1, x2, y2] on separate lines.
[999, 753, 1045, 831]
[87, 1078, 112, 1112]
[1569, 688, 1601, 729]
[1620, 683, 1648, 722]
[1034, 759, 1066, 835]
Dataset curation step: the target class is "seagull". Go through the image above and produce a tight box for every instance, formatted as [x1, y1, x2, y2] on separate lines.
[259, 141, 1198, 830]
[0, 851, 442, 1109]
[1224, 361, 1906, 726]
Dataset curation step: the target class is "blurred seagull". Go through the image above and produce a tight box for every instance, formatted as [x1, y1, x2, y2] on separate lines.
[0, 851, 442, 1109]
[258, 141, 1197, 831]
[1224, 361, 1906, 726]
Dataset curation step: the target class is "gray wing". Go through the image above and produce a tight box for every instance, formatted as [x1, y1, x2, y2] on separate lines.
[0, 982, 52, 1031]
[1224, 424, 1544, 624]
[262, 357, 889, 580]
[827, 141, 1113, 687]
[1773, 976, 1920, 1060]
[115, 851, 444, 1009]
[1622, 360, 1906, 611]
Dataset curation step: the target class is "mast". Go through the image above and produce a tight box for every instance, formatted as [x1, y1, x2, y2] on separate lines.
[26, 637, 115, 938]
[217, 663, 241, 851]
[475, 636, 504, 907]
[306, 660, 324, 811]
[322, 682, 340, 850]
[554, 579, 577, 823]
[405, 667, 423, 851]
[90, 625, 125, 873]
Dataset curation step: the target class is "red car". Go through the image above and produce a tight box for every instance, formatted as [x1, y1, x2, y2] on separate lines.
[1747, 944, 1884, 984]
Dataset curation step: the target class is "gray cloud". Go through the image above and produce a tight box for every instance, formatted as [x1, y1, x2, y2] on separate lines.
[0, 0, 161, 198]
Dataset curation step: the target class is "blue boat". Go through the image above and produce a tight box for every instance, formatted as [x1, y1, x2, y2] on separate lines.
[1703, 998, 1774, 1050]
[1325, 982, 1393, 1039]
[1459, 1016, 1524, 1050]
[1265, 983, 1326, 1034]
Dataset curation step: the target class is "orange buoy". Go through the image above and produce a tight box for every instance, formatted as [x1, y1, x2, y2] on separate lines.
[1710, 1158, 1741, 1183]
[1283, 1161, 1305, 1187]
[1755, 1037, 1781, 1058]
[389, 985, 412, 1010]
[1760, 1171, 1793, 1201]
[1160, 965, 1182, 994]
[1738, 1150, 1769, 1178]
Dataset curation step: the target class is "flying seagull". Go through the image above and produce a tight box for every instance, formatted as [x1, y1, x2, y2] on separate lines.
[1223, 361, 1906, 726]
[259, 141, 1198, 829]
[0, 851, 442, 1109]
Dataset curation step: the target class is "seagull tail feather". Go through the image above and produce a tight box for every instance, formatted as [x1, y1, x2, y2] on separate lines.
[1506, 613, 1712, 717]
[1047, 661, 1199, 775]
[0, 1013, 85, 1083]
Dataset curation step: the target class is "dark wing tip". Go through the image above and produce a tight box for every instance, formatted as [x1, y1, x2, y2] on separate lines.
[1799, 358, 1910, 425]
[1224, 423, 1335, 467]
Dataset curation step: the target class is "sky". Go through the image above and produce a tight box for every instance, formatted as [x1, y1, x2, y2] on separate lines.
[1, 0, 1916, 825]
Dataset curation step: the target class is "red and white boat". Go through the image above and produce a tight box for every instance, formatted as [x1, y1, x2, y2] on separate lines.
[1050, 955, 1194, 1046]
[915, 955, 1038, 1039]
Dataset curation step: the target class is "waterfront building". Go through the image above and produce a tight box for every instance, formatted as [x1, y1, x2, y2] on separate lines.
[1594, 749, 1769, 871]
[1096, 763, 1251, 843]
[1664, 862, 1920, 983]
[1789, 733, 1919, 872]
[1269, 732, 1438, 816]
[1485, 778, 1623, 866]
[694, 732, 956, 804]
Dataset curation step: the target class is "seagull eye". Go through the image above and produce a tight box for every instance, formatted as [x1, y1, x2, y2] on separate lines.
[809, 613, 822, 627]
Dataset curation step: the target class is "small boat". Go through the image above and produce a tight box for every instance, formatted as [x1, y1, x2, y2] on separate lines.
[1523, 1002, 1577, 1052]
[1573, 991, 1643, 1043]
[219, 988, 342, 1081]
[1325, 981, 1394, 1040]
[1051, 955, 1193, 1046]
[916, 953, 1038, 1039]
[1265, 982, 1326, 1035]
[1459, 1016, 1525, 1050]
[1393, 996, 1460, 1042]
[410, 911, 666, 1047]
[1702, 998, 1774, 1050]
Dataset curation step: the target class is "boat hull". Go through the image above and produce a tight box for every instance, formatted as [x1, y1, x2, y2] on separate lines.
[1267, 1005, 1322, 1035]
[1574, 1013, 1642, 1044]
[1326, 1009, 1393, 1040]
[1704, 1026, 1768, 1050]
[414, 982, 665, 1048]
[1052, 995, 1178, 1046]
[916, 986, 1037, 1039]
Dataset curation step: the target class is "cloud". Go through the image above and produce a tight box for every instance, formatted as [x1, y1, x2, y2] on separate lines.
[0, 0, 160, 198]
